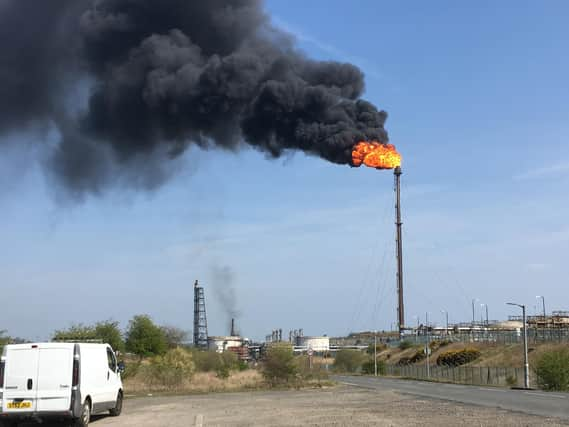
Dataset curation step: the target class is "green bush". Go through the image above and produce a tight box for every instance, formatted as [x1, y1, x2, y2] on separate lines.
[362, 358, 386, 375]
[535, 349, 569, 391]
[142, 348, 195, 388]
[436, 348, 481, 367]
[262, 344, 297, 385]
[333, 350, 367, 373]
[125, 315, 168, 358]
[398, 340, 413, 350]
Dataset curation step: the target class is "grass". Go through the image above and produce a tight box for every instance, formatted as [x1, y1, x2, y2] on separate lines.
[124, 370, 265, 395]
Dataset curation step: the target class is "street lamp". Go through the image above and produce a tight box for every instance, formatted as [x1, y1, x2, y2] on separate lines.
[536, 296, 546, 319]
[425, 312, 430, 378]
[507, 302, 530, 389]
[374, 330, 377, 377]
[441, 310, 449, 336]
[480, 303, 489, 326]
[471, 298, 479, 329]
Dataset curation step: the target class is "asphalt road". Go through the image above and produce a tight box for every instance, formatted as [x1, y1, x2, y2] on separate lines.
[333, 375, 569, 420]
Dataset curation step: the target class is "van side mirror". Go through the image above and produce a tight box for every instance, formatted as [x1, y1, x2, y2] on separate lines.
[118, 362, 125, 374]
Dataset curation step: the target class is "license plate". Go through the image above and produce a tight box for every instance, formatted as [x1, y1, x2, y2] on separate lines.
[7, 401, 32, 409]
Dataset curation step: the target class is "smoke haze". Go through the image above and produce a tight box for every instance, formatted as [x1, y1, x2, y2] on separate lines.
[0, 0, 388, 196]
[210, 264, 239, 335]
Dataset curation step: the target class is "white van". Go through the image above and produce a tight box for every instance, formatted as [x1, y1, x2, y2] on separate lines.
[0, 343, 123, 426]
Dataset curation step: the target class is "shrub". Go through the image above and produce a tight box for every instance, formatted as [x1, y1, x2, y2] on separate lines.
[362, 358, 386, 375]
[192, 350, 240, 373]
[397, 356, 412, 366]
[535, 349, 569, 391]
[263, 344, 297, 385]
[333, 350, 367, 373]
[295, 355, 329, 382]
[398, 340, 413, 350]
[120, 361, 140, 380]
[436, 348, 481, 367]
[142, 348, 195, 389]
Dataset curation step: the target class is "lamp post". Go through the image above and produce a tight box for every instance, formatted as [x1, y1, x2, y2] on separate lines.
[412, 315, 420, 342]
[480, 303, 489, 326]
[536, 296, 546, 318]
[441, 310, 449, 336]
[425, 312, 430, 379]
[374, 330, 377, 377]
[507, 302, 530, 389]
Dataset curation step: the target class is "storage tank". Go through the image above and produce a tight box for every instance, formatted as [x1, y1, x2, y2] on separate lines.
[207, 336, 243, 353]
[297, 336, 330, 352]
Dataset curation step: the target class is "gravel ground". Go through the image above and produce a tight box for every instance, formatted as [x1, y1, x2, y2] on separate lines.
[73, 386, 568, 427]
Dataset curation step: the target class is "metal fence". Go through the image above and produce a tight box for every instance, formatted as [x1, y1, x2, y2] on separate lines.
[385, 364, 525, 387]
[388, 329, 569, 348]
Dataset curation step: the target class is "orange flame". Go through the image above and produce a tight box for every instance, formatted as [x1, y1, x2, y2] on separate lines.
[351, 141, 402, 169]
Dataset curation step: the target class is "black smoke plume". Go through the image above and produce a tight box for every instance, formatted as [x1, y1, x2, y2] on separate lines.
[0, 0, 388, 196]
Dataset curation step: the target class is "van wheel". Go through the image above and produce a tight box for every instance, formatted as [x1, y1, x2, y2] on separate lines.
[109, 391, 123, 416]
[74, 400, 91, 426]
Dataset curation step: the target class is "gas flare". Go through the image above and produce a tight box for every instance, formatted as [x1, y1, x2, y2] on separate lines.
[351, 142, 402, 169]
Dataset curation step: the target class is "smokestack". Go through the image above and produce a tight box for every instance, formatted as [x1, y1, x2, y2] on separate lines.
[394, 166, 405, 336]
[230, 318, 236, 337]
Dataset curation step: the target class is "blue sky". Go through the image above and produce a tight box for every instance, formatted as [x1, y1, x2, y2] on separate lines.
[1, 0, 568, 341]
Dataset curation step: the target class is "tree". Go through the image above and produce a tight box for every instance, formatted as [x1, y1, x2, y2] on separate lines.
[52, 321, 124, 351]
[160, 325, 188, 349]
[53, 324, 97, 341]
[94, 320, 125, 352]
[125, 315, 167, 358]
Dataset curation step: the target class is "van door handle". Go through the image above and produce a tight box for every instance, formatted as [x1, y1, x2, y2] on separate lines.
[27, 379, 33, 390]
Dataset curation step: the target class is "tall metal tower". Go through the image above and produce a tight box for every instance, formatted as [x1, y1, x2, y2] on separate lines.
[394, 166, 405, 336]
[193, 280, 208, 348]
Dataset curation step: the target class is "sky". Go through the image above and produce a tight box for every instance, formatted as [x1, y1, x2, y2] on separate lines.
[1, 0, 569, 341]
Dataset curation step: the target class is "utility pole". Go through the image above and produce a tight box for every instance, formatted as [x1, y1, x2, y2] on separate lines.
[425, 312, 430, 379]
[374, 331, 378, 377]
[481, 303, 489, 326]
[441, 310, 449, 336]
[507, 303, 530, 389]
[394, 166, 405, 337]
